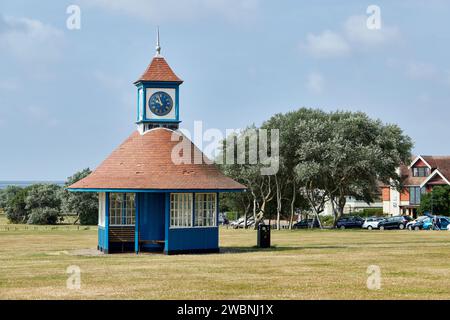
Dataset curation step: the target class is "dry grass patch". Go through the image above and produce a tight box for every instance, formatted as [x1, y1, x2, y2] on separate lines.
[0, 226, 449, 299]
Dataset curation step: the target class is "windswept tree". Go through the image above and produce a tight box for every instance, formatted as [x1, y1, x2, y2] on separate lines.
[219, 108, 412, 227]
[218, 126, 276, 228]
[3, 186, 30, 223]
[295, 109, 413, 225]
[25, 183, 62, 224]
[261, 110, 311, 229]
[60, 168, 98, 225]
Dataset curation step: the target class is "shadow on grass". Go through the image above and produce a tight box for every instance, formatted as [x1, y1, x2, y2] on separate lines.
[220, 245, 349, 254]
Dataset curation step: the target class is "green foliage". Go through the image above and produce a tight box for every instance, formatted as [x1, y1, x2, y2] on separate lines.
[4, 186, 29, 223]
[219, 108, 413, 226]
[2, 168, 97, 225]
[25, 184, 62, 224]
[27, 207, 60, 225]
[60, 168, 98, 225]
[419, 186, 450, 216]
[290, 109, 412, 226]
[318, 215, 335, 226]
[357, 208, 384, 217]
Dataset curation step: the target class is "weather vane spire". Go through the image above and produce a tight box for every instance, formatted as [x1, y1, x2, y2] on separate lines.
[155, 26, 161, 57]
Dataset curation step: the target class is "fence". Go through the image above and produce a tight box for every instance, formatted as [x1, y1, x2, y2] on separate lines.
[0, 225, 95, 231]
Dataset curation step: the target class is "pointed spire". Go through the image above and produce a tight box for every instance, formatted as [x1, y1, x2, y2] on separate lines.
[155, 26, 161, 57]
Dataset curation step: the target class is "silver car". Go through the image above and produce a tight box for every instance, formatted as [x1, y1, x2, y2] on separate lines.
[362, 217, 384, 230]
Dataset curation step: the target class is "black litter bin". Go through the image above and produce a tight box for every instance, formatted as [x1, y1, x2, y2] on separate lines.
[257, 224, 270, 248]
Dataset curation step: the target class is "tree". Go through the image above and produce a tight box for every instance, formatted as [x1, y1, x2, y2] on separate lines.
[219, 127, 275, 228]
[294, 109, 412, 226]
[4, 186, 29, 223]
[419, 186, 450, 216]
[219, 108, 412, 228]
[25, 184, 62, 224]
[60, 168, 98, 225]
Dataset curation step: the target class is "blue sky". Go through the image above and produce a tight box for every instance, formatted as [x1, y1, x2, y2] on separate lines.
[1, 0, 450, 180]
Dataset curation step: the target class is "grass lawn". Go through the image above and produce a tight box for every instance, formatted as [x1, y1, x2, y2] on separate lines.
[0, 220, 450, 299]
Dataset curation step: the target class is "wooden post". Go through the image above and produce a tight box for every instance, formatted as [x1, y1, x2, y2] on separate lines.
[135, 193, 139, 254]
[104, 192, 109, 254]
[164, 193, 170, 254]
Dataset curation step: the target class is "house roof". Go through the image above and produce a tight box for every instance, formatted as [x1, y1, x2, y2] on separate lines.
[68, 128, 245, 191]
[401, 155, 450, 186]
[134, 57, 183, 84]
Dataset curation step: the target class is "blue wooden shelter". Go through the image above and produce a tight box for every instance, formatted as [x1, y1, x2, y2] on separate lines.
[67, 37, 245, 254]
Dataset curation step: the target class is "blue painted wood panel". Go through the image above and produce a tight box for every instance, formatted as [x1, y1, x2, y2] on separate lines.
[98, 226, 106, 250]
[167, 227, 219, 252]
[138, 192, 165, 250]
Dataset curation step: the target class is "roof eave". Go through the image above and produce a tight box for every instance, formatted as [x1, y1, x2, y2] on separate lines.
[67, 187, 246, 193]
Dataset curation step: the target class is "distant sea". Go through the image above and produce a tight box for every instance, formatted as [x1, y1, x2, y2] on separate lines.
[0, 181, 65, 190]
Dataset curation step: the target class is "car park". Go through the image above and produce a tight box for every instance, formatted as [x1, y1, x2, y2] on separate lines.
[362, 217, 384, 230]
[407, 216, 430, 230]
[336, 216, 364, 229]
[378, 215, 412, 230]
[422, 216, 450, 230]
[293, 218, 320, 229]
[232, 217, 255, 229]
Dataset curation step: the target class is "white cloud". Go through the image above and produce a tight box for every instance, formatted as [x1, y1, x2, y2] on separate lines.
[302, 30, 350, 58]
[0, 16, 64, 63]
[344, 15, 400, 47]
[86, 0, 259, 23]
[307, 72, 324, 94]
[301, 14, 400, 58]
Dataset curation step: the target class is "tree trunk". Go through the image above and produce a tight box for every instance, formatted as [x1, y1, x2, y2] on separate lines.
[331, 195, 346, 227]
[289, 180, 296, 229]
[243, 209, 248, 229]
[275, 176, 281, 230]
[311, 205, 323, 229]
[331, 197, 338, 227]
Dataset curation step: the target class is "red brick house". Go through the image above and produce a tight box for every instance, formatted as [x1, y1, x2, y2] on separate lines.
[382, 155, 450, 218]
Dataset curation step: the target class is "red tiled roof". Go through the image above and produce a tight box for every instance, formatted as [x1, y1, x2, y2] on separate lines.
[400, 165, 427, 185]
[401, 155, 450, 186]
[68, 128, 245, 191]
[134, 57, 183, 83]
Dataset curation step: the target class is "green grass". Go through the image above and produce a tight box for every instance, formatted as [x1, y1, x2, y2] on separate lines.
[0, 221, 450, 299]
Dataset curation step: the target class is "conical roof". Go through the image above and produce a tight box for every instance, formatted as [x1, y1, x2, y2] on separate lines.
[68, 128, 245, 191]
[134, 56, 183, 84]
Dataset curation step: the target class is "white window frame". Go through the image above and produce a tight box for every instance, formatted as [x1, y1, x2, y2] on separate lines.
[170, 193, 193, 228]
[109, 193, 135, 226]
[98, 192, 106, 227]
[194, 193, 217, 227]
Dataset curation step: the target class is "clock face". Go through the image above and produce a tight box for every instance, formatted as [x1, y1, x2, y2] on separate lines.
[149, 91, 173, 116]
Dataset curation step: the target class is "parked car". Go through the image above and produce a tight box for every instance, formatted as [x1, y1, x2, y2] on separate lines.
[378, 215, 412, 230]
[422, 216, 450, 230]
[336, 216, 364, 229]
[362, 217, 384, 230]
[232, 217, 255, 229]
[407, 216, 429, 230]
[293, 218, 320, 229]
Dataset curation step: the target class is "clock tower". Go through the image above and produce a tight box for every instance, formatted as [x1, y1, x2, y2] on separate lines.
[134, 29, 183, 134]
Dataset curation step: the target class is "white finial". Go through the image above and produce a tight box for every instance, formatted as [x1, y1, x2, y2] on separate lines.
[155, 26, 161, 57]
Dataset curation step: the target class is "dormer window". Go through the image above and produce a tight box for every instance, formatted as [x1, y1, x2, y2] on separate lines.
[412, 167, 430, 177]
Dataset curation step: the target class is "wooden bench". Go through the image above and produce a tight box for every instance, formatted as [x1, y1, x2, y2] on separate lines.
[139, 240, 165, 245]
[109, 226, 166, 252]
